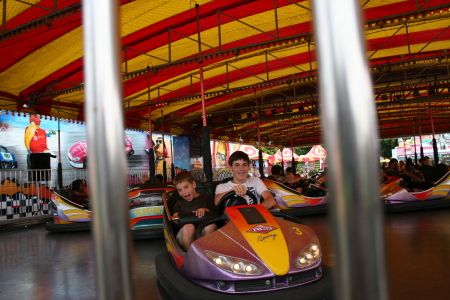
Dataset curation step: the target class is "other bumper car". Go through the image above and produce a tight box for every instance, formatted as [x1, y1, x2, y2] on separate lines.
[156, 189, 333, 299]
[45, 186, 173, 239]
[263, 179, 328, 217]
[0, 145, 18, 169]
[382, 171, 450, 212]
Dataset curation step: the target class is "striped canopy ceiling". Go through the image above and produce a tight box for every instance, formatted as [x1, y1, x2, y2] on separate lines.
[1, 0, 450, 146]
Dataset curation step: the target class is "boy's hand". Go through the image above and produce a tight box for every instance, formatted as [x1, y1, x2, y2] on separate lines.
[232, 185, 247, 197]
[194, 208, 209, 218]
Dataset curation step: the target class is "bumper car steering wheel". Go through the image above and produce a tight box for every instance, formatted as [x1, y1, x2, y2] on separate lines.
[217, 190, 258, 213]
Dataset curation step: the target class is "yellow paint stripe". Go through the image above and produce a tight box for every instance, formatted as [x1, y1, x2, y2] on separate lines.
[67, 214, 92, 221]
[0, 1, 214, 96]
[63, 209, 90, 215]
[366, 18, 450, 41]
[0, 0, 41, 23]
[284, 199, 308, 206]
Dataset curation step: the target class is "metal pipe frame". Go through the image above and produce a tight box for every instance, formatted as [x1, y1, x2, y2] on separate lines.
[313, 0, 387, 299]
[82, 0, 132, 299]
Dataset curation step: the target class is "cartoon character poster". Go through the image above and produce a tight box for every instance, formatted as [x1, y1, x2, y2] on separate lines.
[145, 134, 172, 171]
[211, 140, 232, 180]
[0, 113, 173, 170]
[24, 114, 51, 154]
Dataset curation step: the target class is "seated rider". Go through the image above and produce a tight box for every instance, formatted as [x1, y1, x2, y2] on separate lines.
[267, 165, 283, 182]
[384, 158, 400, 176]
[283, 172, 298, 189]
[71, 179, 88, 205]
[215, 151, 276, 209]
[173, 171, 217, 251]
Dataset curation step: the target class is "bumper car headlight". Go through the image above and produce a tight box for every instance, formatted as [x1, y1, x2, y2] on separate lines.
[72, 157, 81, 162]
[204, 251, 263, 275]
[295, 237, 321, 269]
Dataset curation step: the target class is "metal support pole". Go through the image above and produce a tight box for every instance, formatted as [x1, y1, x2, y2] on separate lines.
[57, 99, 62, 189]
[125, 46, 128, 74]
[168, 28, 171, 63]
[82, 0, 133, 299]
[419, 117, 424, 159]
[147, 67, 156, 184]
[413, 119, 418, 165]
[312, 0, 388, 299]
[196, 3, 213, 191]
[161, 110, 167, 182]
[427, 86, 439, 164]
[2, 0, 6, 32]
[217, 10, 222, 51]
[274, 0, 279, 38]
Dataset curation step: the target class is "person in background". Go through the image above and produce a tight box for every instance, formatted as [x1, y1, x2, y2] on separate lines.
[267, 165, 283, 182]
[384, 158, 400, 176]
[422, 156, 432, 166]
[155, 174, 164, 183]
[71, 179, 88, 206]
[398, 160, 405, 171]
[141, 174, 149, 184]
[283, 172, 299, 191]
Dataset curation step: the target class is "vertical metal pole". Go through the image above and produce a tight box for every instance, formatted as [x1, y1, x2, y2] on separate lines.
[405, 22, 411, 58]
[125, 46, 128, 74]
[427, 86, 439, 164]
[2, 0, 6, 32]
[147, 67, 156, 184]
[419, 117, 424, 159]
[217, 10, 222, 51]
[161, 110, 167, 181]
[226, 62, 230, 90]
[57, 99, 62, 189]
[255, 90, 265, 178]
[82, 0, 133, 299]
[148, 107, 156, 184]
[274, 0, 279, 38]
[308, 37, 313, 74]
[196, 4, 207, 128]
[195, 3, 213, 190]
[168, 28, 172, 63]
[265, 51, 269, 81]
[312, 0, 387, 300]
[413, 119, 418, 165]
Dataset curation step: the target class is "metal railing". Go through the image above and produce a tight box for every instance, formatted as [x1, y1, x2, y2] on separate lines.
[0, 168, 174, 220]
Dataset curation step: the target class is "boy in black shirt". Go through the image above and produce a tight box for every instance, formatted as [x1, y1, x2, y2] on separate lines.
[173, 171, 216, 250]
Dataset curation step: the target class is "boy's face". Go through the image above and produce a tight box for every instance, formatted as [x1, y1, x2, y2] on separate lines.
[175, 180, 198, 202]
[230, 159, 249, 183]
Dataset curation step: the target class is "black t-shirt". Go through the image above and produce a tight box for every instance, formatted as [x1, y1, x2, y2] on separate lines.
[173, 194, 216, 214]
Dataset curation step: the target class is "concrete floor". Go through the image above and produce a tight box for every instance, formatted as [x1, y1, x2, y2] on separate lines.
[1, 207, 450, 300]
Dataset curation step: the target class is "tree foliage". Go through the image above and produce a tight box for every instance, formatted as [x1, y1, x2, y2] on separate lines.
[294, 146, 312, 156]
[380, 139, 399, 158]
[260, 147, 277, 155]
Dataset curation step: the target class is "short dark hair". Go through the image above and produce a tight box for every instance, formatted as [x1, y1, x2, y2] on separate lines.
[271, 165, 282, 175]
[155, 174, 164, 182]
[72, 179, 84, 192]
[228, 151, 250, 165]
[389, 158, 398, 166]
[173, 171, 194, 186]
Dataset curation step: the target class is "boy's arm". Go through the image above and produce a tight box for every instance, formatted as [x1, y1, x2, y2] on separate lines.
[255, 178, 276, 209]
[260, 190, 276, 209]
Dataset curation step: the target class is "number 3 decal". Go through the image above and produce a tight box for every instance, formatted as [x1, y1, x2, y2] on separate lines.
[292, 226, 302, 235]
